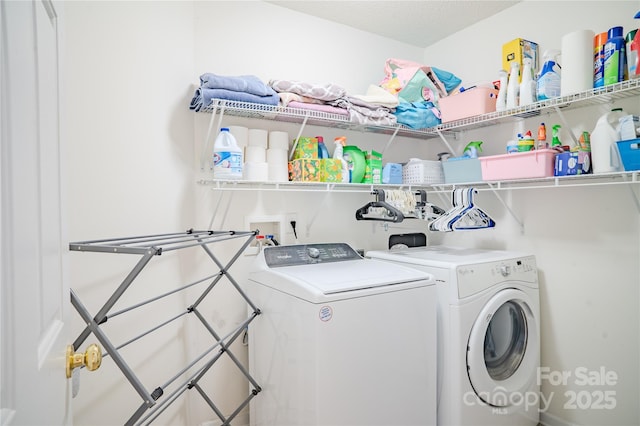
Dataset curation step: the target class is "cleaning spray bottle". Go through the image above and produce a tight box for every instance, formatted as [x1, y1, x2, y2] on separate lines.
[519, 58, 537, 106]
[551, 124, 562, 147]
[537, 50, 562, 100]
[537, 123, 547, 149]
[333, 136, 350, 183]
[496, 69, 508, 112]
[462, 141, 483, 158]
[506, 61, 520, 109]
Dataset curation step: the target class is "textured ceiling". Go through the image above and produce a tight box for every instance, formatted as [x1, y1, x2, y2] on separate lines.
[267, 1, 520, 48]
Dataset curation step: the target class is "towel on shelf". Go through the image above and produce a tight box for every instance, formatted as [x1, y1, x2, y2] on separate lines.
[329, 97, 397, 126]
[351, 84, 399, 109]
[199, 73, 277, 97]
[189, 88, 279, 112]
[269, 79, 347, 102]
[287, 101, 349, 116]
[277, 92, 325, 107]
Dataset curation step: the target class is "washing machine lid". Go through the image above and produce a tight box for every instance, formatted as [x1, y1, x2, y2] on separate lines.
[250, 243, 434, 301]
[367, 245, 530, 267]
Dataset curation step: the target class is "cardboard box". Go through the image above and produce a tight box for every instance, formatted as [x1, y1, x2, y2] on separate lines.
[502, 38, 539, 83]
[293, 137, 318, 159]
[288, 158, 321, 182]
[363, 150, 383, 184]
[320, 158, 343, 182]
[480, 149, 556, 181]
[554, 151, 592, 176]
[439, 87, 499, 122]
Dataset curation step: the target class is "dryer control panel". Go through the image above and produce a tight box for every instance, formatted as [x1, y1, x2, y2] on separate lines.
[457, 256, 538, 299]
[263, 243, 361, 268]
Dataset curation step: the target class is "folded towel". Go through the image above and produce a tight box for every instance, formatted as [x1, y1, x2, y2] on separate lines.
[351, 84, 399, 109]
[287, 101, 349, 116]
[189, 88, 279, 112]
[269, 79, 347, 102]
[199, 73, 276, 97]
[277, 92, 324, 106]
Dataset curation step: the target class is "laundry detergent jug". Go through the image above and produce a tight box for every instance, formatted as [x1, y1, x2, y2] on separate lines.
[590, 108, 625, 173]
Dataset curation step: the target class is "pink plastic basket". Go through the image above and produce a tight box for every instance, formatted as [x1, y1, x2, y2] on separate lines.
[480, 149, 557, 181]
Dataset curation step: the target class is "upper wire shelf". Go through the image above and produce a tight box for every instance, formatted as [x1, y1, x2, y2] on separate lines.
[197, 79, 640, 139]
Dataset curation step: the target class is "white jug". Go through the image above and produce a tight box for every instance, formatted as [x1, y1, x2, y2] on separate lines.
[590, 108, 625, 173]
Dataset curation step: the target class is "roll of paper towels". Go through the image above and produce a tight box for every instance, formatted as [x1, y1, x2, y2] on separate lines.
[245, 146, 266, 163]
[268, 131, 290, 150]
[229, 126, 248, 148]
[248, 128, 268, 148]
[561, 29, 595, 96]
[244, 162, 269, 181]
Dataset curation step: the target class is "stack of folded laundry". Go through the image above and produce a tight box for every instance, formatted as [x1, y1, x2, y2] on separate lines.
[189, 73, 279, 112]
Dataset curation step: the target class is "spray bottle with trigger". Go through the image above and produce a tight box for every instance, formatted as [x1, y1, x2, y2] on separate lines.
[551, 124, 562, 147]
[462, 141, 483, 158]
[333, 136, 350, 183]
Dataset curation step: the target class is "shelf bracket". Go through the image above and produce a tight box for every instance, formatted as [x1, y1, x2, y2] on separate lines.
[380, 125, 401, 157]
[487, 183, 525, 233]
[436, 129, 458, 157]
[552, 105, 580, 146]
[288, 113, 310, 161]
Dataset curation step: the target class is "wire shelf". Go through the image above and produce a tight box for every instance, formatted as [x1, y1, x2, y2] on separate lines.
[197, 79, 640, 139]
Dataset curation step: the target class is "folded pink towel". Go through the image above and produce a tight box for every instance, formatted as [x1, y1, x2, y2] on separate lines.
[287, 101, 349, 116]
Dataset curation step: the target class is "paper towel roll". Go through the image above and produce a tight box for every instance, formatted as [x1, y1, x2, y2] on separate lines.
[248, 128, 268, 148]
[561, 29, 595, 96]
[245, 146, 266, 163]
[244, 162, 269, 181]
[228, 126, 248, 148]
[268, 131, 290, 150]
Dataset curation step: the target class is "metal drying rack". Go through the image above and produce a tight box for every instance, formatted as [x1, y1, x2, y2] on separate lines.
[69, 229, 261, 425]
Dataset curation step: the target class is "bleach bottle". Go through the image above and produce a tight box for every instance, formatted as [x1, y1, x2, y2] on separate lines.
[213, 127, 243, 179]
[590, 108, 625, 173]
[537, 50, 562, 100]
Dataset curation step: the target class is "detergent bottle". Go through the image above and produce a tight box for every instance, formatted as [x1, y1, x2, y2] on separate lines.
[519, 58, 537, 106]
[316, 136, 330, 159]
[590, 108, 626, 173]
[333, 136, 350, 182]
[537, 123, 547, 149]
[537, 50, 562, 100]
[213, 127, 243, 179]
[506, 61, 520, 109]
[551, 124, 562, 147]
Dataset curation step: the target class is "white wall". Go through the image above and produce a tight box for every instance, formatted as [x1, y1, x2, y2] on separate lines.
[62, 1, 639, 425]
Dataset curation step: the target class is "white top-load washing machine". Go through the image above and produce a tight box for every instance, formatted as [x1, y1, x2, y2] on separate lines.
[246, 243, 437, 426]
[366, 246, 540, 426]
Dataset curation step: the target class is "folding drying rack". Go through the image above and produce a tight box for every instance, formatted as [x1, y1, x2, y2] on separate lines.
[69, 229, 261, 425]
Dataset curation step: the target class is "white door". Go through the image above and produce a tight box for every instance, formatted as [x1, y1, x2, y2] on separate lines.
[1, 0, 71, 424]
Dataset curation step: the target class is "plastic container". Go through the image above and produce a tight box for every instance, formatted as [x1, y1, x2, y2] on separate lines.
[537, 50, 562, 100]
[439, 87, 499, 122]
[594, 32, 608, 88]
[480, 149, 557, 181]
[442, 158, 482, 183]
[495, 70, 508, 112]
[590, 108, 625, 173]
[519, 58, 537, 106]
[616, 138, 640, 171]
[316, 136, 329, 159]
[213, 127, 243, 179]
[333, 136, 349, 183]
[506, 61, 520, 109]
[604, 26, 627, 85]
[402, 159, 444, 184]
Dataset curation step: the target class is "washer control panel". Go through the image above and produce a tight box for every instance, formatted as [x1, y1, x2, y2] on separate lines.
[263, 243, 361, 268]
[457, 256, 538, 298]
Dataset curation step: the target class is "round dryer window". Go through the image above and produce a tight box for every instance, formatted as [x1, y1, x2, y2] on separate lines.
[466, 288, 539, 407]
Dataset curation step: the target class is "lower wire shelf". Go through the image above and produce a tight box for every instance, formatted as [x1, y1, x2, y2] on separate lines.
[69, 229, 261, 426]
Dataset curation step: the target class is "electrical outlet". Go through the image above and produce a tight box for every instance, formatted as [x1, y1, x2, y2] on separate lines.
[284, 213, 298, 243]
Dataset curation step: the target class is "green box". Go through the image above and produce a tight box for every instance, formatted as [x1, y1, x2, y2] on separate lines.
[363, 150, 382, 184]
[320, 158, 343, 183]
[293, 137, 318, 159]
[288, 158, 321, 182]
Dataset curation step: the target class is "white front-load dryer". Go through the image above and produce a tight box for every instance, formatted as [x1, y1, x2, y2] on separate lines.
[366, 246, 540, 426]
[246, 243, 438, 426]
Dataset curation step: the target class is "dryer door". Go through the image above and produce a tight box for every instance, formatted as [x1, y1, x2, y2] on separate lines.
[466, 288, 539, 407]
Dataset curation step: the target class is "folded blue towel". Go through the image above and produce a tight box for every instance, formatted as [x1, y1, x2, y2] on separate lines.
[199, 73, 276, 97]
[189, 88, 280, 112]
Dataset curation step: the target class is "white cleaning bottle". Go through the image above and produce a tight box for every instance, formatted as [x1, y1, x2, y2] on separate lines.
[495, 69, 508, 112]
[590, 108, 626, 173]
[333, 136, 350, 183]
[213, 127, 243, 179]
[537, 50, 562, 101]
[506, 61, 520, 109]
[519, 58, 537, 106]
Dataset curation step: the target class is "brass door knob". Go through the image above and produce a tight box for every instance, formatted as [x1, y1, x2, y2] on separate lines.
[66, 343, 102, 378]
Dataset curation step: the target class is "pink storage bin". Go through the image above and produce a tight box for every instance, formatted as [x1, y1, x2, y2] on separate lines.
[480, 149, 557, 180]
[439, 87, 499, 123]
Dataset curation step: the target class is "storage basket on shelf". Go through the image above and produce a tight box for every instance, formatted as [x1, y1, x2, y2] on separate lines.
[480, 149, 557, 181]
[402, 158, 445, 184]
